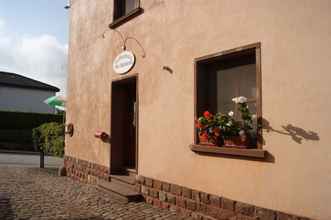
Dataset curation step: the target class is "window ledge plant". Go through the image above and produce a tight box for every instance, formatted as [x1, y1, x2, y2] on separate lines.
[195, 96, 256, 148]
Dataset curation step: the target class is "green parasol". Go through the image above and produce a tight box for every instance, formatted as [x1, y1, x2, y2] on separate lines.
[44, 95, 66, 111]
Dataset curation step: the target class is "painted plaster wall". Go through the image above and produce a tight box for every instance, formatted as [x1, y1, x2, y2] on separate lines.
[66, 1, 331, 219]
[0, 86, 55, 113]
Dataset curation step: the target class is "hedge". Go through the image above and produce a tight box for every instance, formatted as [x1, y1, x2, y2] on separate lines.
[0, 111, 63, 129]
[0, 111, 63, 151]
[0, 129, 32, 144]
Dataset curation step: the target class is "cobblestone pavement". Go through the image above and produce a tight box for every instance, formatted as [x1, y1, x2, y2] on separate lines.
[0, 167, 182, 220]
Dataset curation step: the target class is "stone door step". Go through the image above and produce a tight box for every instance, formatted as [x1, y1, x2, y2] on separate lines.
[97, 179, 142, 203]
[111, 174, 136, 185]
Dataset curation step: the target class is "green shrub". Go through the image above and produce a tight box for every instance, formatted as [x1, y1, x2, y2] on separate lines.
[0, 111, 63, 151]
[32, 122, 64, 157]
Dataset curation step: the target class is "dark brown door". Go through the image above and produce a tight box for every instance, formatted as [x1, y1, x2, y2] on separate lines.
[111, 77, 137, 173]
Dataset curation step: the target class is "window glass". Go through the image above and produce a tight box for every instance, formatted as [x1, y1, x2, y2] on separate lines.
[125, 0, 138, 14]
[114, 0, 139, 20]
[217, 63, 256, 115]
[196, 48, 259, 145]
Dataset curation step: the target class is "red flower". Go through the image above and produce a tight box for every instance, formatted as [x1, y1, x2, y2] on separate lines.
[203, 111, 212, 119]
[195, 120, 203, 128]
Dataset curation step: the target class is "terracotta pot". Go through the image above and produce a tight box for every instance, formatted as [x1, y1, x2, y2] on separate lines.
[223, 136, 249, 148]
[198, 133, 218, 146]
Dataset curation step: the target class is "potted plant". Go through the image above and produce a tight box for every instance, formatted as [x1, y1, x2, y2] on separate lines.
[195, 96, 255, 148]
[195, 111, 221, 146]
[221, 96, 254, 148]
[214, 112, 242, 147]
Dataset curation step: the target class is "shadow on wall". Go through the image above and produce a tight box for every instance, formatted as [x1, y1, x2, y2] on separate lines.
[0, 193, 14, 220]
[262, 118, 320, 144]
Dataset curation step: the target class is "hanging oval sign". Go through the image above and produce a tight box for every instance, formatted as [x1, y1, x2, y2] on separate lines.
[113, 50, 136, 75]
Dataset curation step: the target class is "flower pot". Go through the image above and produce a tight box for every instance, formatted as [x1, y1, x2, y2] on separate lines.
[198, 133, 219, 146]
[223, 136, 249, 148]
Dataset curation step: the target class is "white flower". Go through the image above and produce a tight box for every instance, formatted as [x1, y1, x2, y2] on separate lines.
[238, 96, 248, 103]
[226, 121, 232, 126]
[228, 111, 234, 117]
[252, 114, 257, 119]
[232, 96, 248, 104]
[232, 97, 239, 104]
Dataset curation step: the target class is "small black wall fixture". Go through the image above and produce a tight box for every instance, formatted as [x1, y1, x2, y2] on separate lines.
[162, 66, 173, 74]
[64, 0, 71, 9]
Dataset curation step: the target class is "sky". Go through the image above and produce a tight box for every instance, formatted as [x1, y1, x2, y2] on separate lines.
[0, 0, 69, 95]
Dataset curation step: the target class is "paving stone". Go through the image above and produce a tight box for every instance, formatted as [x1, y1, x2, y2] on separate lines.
[0, 167, 180, 220]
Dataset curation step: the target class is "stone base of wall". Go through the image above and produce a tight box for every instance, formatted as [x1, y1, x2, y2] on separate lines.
[64, 156, 110, 184]
[137, 176, 312, 220]
[63, 156, 311, 220]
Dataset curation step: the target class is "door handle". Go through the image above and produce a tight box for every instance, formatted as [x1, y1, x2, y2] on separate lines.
[133, 102, 137, 127]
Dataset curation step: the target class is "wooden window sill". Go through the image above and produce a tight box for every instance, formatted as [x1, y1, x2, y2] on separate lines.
[190, 144, 266, 159]
[109, 7, 144, 29]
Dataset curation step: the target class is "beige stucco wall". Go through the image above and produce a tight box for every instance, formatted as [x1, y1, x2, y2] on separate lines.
[66, 1, 331, 219]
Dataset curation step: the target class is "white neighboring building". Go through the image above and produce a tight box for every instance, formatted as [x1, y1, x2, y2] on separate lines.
[0, 71, 60, 114]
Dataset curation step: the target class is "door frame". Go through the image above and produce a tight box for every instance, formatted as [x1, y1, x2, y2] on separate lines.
[111, 75, 139, 174]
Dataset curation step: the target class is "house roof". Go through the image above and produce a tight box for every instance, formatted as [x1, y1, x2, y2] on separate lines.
[0, 71, 60, 92]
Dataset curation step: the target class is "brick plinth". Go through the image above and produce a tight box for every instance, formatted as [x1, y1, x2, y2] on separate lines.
[64, 156, 110, 184]
[138, 176, 312, 220]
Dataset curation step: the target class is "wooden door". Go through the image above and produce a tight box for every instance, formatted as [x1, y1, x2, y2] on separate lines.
[111, 77, 137, 173]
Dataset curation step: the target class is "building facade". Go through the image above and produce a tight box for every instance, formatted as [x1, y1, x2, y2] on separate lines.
[65, 1, 331, 219]
[0, 71, 59, 113]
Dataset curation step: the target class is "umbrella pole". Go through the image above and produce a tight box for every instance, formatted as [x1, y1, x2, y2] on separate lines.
[40, 150, 45, 168]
